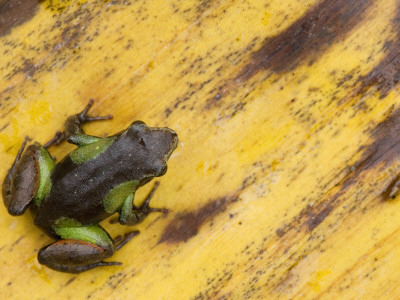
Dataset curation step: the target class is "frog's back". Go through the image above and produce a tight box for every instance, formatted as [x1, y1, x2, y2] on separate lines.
[34, 138, 143, 233]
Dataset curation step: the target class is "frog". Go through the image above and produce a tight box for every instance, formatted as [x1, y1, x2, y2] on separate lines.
[2, 100, 178, 273]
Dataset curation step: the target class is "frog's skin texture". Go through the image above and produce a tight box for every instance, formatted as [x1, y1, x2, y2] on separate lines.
[2, 100, 178, 273]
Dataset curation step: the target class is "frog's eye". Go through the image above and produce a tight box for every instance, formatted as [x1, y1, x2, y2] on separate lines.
[139, 138, 146, 147]
[159, 165, 167, 176]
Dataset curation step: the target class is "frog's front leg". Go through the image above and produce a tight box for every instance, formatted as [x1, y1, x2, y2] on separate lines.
[65, 99, 113, 146]
[43, 99, 113, 149]
[119, 181, 168, 226]
[38, 225, 133, 273]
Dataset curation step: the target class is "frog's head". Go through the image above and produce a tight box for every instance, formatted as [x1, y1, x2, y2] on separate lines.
[122, 121, 178, 181]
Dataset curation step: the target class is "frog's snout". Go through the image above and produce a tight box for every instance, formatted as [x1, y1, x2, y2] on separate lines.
[128, 121, 178, 164]
[165, 129, 178, 154]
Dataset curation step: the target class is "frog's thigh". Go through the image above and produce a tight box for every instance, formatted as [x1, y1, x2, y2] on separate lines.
[2, 143, 53, 216]
[38, 225, 117, 273]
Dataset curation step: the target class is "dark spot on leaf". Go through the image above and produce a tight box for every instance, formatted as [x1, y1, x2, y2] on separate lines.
[358, 2, 400, 98]
[276, 227, 285, 238]
[0, 123, 9, 132]
[306, 204, 334, 231]
[381, 174, 400, 200]
[277, 107, 400, 236]
[158, 194, 238, 244]
[354, 108, 400, 173]
[64, 276, 77, 286]
[0, 0, 39, 37]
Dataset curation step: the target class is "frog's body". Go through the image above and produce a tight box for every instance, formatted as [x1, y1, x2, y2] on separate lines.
[2, 100, 177, 273]
[35, 123, 174, 235]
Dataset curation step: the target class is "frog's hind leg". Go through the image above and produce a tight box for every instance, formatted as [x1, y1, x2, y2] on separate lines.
[38, 240, 120, 273]
[38, 225, 119, 273]
[2, 139, 28, 201]
[2, 140, 54, 216]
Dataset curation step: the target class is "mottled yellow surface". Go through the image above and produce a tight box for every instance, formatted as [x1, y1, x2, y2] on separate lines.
[1, 0, 400, 299]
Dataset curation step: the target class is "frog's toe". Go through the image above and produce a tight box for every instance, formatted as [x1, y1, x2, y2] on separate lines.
[78, 99, 113, 122]
[114, 230, 140, 250]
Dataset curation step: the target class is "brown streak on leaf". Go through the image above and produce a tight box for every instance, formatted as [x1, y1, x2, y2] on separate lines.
[277, 107, 400, 236]
[0, 0, 39, 37]
[236, 0, 373, 82]
[158, 194, 238, 244]
[358, 2, 400, 98]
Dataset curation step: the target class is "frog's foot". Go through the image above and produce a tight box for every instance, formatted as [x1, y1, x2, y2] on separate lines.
[44, 131, 65, 148]
[64, 99, 113, 146]
[113, 231, 140, 250]
[136, 181, 169, 214]
[78, 99, 113, 123]
[38, 239, 120, 274]
[117, 181, 169, 226]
